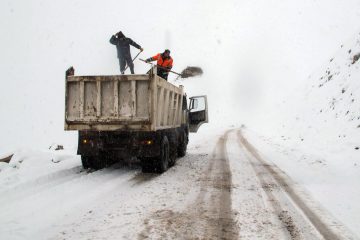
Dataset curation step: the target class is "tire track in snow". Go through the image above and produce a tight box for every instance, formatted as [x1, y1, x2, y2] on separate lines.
[237, 129, 357, 240]
[139, 130, 239, 239]
[196, 129, 238, 239]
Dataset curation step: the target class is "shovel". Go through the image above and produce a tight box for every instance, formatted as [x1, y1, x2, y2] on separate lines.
[140, 59, 203, 79]
[124, 50, 142, 72]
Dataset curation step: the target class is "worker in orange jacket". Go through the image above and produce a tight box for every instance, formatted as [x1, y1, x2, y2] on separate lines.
[145, 49, 173, 80]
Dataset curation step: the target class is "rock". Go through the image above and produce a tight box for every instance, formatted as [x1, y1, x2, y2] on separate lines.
[0, 154, 13, 163]
[55, 145, 64, 151]
[352, 53, 360, 64]
[49, 144, 64, 151]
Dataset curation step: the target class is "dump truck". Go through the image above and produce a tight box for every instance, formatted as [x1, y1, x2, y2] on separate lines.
[64, 66, 208, 173]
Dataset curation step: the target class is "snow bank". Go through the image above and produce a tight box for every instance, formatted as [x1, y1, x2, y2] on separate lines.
[0, 149, 80, 192]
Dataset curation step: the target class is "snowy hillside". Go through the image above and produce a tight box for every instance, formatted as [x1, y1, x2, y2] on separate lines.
[246, 31, 360, 235]
[257, 30, 360, 148]
[292, 31, 360, 148]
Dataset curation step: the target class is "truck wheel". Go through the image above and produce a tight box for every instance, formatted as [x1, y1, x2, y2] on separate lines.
[168, 151, 176, 167]
[177, 131, 188, 157]
[81, 156, 90, 169]
[155, 136, 170, 173]
[168, 135, 177, 167]
[140, 158, 154, 173]
[84, 156, 106, 170]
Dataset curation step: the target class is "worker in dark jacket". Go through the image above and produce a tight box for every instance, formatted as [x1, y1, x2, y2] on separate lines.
[110, 31, 143, 74]
[145, 49, 173, 80]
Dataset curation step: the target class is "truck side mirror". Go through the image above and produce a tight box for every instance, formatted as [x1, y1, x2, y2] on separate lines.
[188, 96, 208, 133]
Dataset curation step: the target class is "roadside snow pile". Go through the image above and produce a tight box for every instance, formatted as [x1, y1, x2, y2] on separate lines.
[0, 149, 80, 192]
[0, 162, 9, 171]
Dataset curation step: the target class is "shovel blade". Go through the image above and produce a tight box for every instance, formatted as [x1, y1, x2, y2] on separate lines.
[180, 66, 203, 78]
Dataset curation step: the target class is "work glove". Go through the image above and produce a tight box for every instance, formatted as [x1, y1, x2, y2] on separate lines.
[145, 58, 151, 63]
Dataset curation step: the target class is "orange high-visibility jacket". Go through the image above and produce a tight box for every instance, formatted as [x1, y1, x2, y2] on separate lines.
[151, 53, 173, 69]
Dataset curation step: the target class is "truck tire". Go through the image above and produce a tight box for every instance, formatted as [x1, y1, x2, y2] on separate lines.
[168, 152, 176, 167]
[81, 156, 90, 169]
[83, 156, 106, 170]
[168, 134, 177, 167]
[155, 136, 170, 173]
[177, 130, 188, 157]
[140, 158, 155, 173]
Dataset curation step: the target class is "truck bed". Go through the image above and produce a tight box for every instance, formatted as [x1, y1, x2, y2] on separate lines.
[65, 69, 184, 131]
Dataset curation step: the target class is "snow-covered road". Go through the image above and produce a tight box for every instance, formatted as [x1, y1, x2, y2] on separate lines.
[0, 129, 357, 240]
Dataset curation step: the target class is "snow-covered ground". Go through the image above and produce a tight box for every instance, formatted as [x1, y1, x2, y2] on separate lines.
[0, 128, 218, 240]
[1, 127, 358, 239]
[243, 128, 360, 237]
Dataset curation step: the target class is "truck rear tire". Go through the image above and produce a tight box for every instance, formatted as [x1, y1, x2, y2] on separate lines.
[168, 134, 177, 167]
[177, 130, 188, 157]
[140, 158, 155, 173]
[81, 156, 90, 169]
[81, 155, 106, 170]
[155, 136, 170, 173]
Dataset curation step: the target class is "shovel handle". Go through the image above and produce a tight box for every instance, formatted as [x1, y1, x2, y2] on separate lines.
[140, 59, 182, 76]
[124, 51, 142, 72]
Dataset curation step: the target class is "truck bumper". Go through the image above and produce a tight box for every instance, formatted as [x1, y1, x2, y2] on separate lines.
[78, 131, 160, 159]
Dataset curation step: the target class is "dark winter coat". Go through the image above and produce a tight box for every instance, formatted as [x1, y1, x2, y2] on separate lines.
[109, 35, 141, 58]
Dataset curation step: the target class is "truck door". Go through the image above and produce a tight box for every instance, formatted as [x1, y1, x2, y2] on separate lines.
[189, 96, 208, 132]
